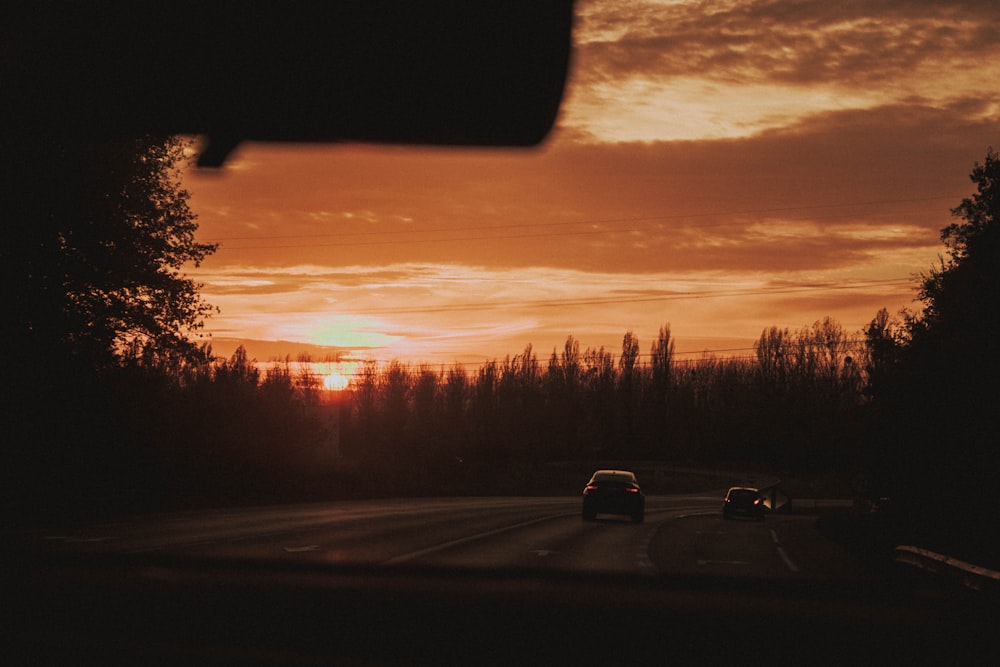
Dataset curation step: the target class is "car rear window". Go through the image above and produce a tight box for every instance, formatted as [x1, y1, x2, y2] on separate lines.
[594, 473, 635, 483]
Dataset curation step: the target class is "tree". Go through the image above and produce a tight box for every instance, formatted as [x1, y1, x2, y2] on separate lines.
[618, 331, 641, 449]
[619, 331, 640, 377]
[3, 135, 217, 373]
[808, 317, 848, 384]
[755, 326, 789, 389]
[872, 149, 1000, 510]
[862, 308, 906, 398]
[649, 323, 675, 399]
[915, 148, 1000, 352]
[3, 135, 219, 516]
[908, 148, 1000, 398]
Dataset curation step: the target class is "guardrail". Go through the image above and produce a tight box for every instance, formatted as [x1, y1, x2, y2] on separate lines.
[895, 545, 1000, 593]
[786, 498, 854, 510]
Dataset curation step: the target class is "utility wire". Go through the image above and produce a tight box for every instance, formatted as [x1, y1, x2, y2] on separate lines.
[202, 194, 955, 250]
[328, 278, 913, 316]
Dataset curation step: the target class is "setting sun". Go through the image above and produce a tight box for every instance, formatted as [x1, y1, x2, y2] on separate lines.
[322, 372, 350, 391]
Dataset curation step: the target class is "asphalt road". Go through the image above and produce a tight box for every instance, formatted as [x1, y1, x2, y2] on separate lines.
[13, 494, 994, 665]
[21, 494, 874, 581]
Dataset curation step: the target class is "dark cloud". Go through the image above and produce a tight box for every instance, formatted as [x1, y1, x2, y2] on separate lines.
[189, 100, 997, 277]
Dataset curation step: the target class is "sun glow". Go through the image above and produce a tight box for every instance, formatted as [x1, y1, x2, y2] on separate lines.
[322, 372, 350, 391]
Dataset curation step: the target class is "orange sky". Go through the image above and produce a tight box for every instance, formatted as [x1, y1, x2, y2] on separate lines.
[182, 0, 1000, 373]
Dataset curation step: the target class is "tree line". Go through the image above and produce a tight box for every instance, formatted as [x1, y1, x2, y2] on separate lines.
[340, 318, 870, 477]
[5, 312, 878, 515]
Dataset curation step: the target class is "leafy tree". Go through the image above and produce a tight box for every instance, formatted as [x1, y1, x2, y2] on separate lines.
[870, 149, 1000, 511]
[862, 308, 907, 398]
[4, 135, 217, 517]
[915, 148, 1000, 353]
[3, 136, 217, 373]
[908, 149, 1000, 413]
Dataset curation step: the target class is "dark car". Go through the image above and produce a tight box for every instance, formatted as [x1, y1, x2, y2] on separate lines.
[582, 469, 645, 522]
[722, 486, 765, 520]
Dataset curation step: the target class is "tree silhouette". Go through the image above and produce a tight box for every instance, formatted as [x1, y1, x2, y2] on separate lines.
[916, 148, 1000, 352]
[871, 149, 1000, 513]
[4, 136, 217, 518]
[618, 331, 641, 452]
[862, 308, 906, 399]
[2, 136, 217, 374]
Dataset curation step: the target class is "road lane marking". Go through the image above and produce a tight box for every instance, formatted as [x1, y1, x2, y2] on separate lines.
[769, 527, 800, 573]
[776, 545, 800, 573]
[385, 513, 573, 564]
[636, 528, 656, 571]
[698, 560, 750, 566]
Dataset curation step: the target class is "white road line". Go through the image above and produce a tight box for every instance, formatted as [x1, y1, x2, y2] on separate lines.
[698, 560, 750, 566]
[677, 510, 718, 519]
[776, 545, 800, 573]
[769, 527, 800, 573]
[385, 513, 572, 564]
[636, 529, 656, 571]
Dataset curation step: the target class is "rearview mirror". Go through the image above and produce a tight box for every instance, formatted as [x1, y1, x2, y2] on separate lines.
[4, 1, 574, 165]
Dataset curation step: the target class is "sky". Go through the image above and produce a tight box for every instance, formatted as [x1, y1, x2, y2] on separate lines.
[182, 0, 1000, 376]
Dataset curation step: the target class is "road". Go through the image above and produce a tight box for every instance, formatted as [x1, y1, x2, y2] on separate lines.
[12, 494, 992, 664]
[20, 494, 874, 581]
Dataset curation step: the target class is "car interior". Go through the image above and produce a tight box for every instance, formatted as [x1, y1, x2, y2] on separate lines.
[4, 2, 997, 664]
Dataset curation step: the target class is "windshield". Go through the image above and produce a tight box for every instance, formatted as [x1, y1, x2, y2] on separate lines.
[6, 0, 1000, 603]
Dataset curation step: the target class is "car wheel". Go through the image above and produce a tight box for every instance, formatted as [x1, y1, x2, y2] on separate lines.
[582, 509, 595, 521]
[632, 511, 644, 523]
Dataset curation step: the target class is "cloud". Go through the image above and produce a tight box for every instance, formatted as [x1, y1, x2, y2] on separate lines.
[574, 0, 1000, 87]
[179, 0, 1000, 364]
[192, 260, 922, 364]
[187, 100, 996, 282]
[567, 0, 1000, 141]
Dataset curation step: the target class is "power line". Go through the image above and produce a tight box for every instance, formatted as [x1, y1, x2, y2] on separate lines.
[331, 278, 913, 316]
[202, 194, 955, 250]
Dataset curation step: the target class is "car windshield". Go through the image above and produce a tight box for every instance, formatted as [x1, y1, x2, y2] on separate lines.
[5, 1, 1000, 646]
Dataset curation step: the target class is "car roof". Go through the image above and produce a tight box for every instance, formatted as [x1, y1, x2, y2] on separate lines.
[727, 486, 760, 494]
[591, 470, 637, 481]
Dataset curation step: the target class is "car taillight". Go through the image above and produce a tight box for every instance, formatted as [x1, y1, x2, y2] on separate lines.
[626, 487, 639, 493]
[754, 498, 761, 505]
[585, 484, 598, 492]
